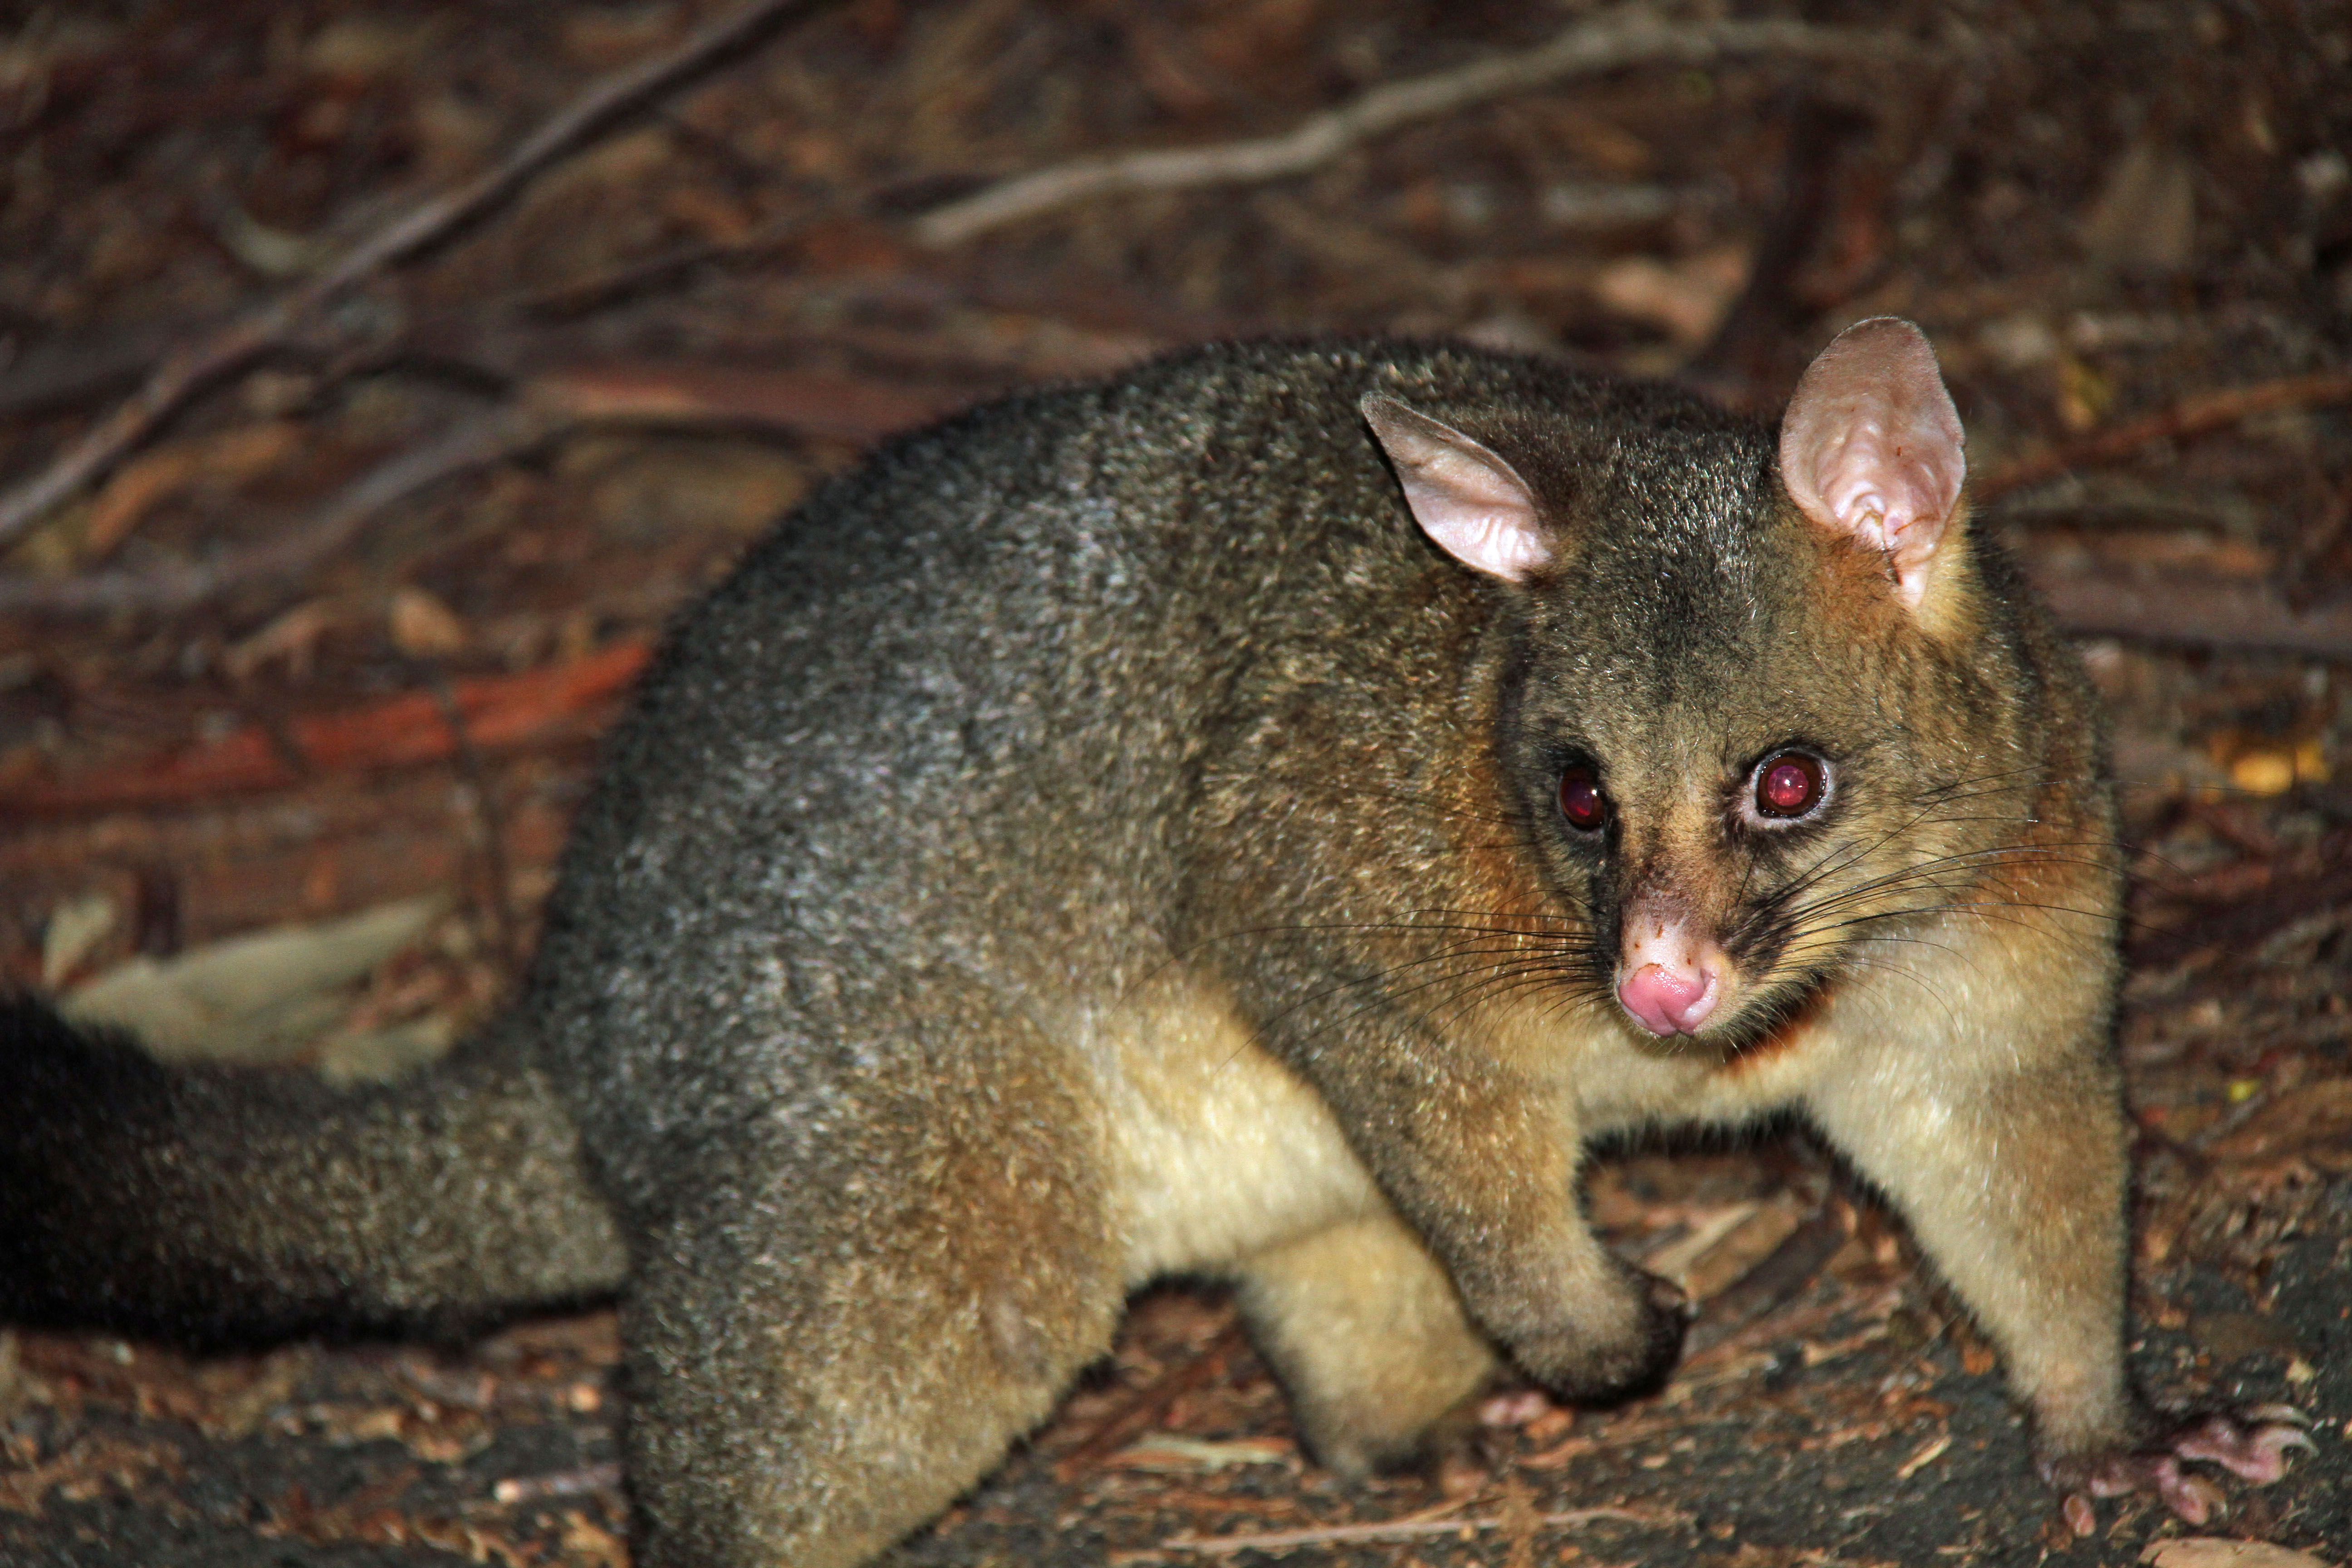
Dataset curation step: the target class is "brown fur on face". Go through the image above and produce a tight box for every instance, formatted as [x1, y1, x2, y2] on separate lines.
[1484, 483, 2116, 1062]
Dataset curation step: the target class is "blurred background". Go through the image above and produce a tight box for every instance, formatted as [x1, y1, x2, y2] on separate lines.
[0, 2, 2347, 1564]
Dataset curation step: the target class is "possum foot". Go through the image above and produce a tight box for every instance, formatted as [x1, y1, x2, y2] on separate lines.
[1478, 1387, 1556, 1427]
[1502, 1267, 1690, 1404]
[2044, 1406, 2313, 1532]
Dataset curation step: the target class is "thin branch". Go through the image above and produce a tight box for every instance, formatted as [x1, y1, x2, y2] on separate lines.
[0, 360, 968, 619]
[0, 639, 652, 815]
[912, 9, 1915, 248]
[2129, 862, 2352, 971]
[0, 0, 837, 554]
[0, 408, 559, 617]
[1162, 1504, 1689, 1556]
[1681, 1203, 1847, 1355]
[2028, 567, 2352, 663]
[1977, 372, 2352, 501]
[524, 360, 969, 441]
[489, 1462, 626, 1507]
[1052, 1321, 1246, 1482]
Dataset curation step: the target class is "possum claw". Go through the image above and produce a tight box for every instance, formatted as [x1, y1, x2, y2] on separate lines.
[1478, 1387, 1555, 1428]
[2171, 1411, 2317, 1482]
[2041, 1407, 2313, 1527]
[2243, 1403, 2310, 1426]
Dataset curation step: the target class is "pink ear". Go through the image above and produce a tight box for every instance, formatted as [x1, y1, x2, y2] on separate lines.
[1362, 393, 1548, 583]
[1779, 318, 1967, 608]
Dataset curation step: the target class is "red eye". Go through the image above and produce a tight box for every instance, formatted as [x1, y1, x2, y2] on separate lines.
[1754, 752, 1825, 818]
[1559, 767, 1609, 832]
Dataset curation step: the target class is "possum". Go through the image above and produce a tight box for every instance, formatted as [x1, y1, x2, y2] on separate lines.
[0, 319, 2306, 1566]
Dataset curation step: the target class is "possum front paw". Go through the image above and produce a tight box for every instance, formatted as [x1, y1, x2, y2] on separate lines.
[1499, 1263, 1690, 1404]
[2040, 1406, 2314, 1534]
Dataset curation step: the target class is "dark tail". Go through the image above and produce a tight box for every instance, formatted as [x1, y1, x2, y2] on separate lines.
[0, 997, 627, 1346]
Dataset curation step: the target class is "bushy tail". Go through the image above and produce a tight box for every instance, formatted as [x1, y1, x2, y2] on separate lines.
[0, 998, 627, 1345]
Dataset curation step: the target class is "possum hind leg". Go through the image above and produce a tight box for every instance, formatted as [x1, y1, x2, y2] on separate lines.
[1236, 1211, 1499, 1476]
[615, 1011, 1124, 1568]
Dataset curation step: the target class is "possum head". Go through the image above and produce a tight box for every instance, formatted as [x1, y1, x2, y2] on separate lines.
[1365, 319, 2022, 1049]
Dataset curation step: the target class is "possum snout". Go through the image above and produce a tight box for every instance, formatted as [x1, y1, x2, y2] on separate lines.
[1615, 905, 1732, 1036]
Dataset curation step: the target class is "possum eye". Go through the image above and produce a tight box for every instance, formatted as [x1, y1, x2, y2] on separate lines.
[1753, 752, 1827, 819]
[1558, 766, 1610, 832]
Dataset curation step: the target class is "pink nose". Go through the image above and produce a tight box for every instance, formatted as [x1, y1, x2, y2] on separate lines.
[1617, 961, 1719, 1036]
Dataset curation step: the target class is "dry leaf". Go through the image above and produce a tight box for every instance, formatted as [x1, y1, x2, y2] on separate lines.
[2083, 138, 2196, 275]
[64, 895, 448, 1065]
[559, 1512, 631, 1568]
[40, 891, 118, 989]
[1682, 1198, 1807, 1302]
[1645, 1202, 1760, 1288]
[1106, 1435, 1293, 1472]
[1592, 246, 1750, 345]
[83, 422, 301, 558]
[225, 598, 342, 681]
[389, 586, 469, 657]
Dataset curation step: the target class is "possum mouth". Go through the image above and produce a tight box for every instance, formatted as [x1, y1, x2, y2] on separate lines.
[1654, 961, 1835, 1066]
[1714, 978, 1835, 1070]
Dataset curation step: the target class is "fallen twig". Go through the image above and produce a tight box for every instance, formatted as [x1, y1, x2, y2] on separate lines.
[1681, 96, 1875, 403]
[912, 8, 1913, 248]
[2129, 862, 2352, 971]
[0, 0, 837, 555]
[0, 360, 967, 618]
[2025, 564, 2352, 662]
[1977, 372, 2352, 501]
[1681, 1203, 1848, 1355]
[1680, 1281, 1907, 1375]
[525, 361, 969, 441]
[489, 1461, 625, 1507]
[0, 408, 558, 617]
[0, 640, 651, 815]
[1161, 1504, 1688, 1556]
[1053, 1320, 1246, 1482]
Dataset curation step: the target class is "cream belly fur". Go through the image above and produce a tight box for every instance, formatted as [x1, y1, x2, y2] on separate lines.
[1091, 981, 1388, 1286]
[1086, 979, 1513, 1475]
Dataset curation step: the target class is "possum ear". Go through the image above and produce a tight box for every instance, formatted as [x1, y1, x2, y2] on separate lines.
[1779, 318, 1967, 608]
[1362, 393, 1548, 583]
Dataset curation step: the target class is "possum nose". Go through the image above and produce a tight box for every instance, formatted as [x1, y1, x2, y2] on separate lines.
[1616, 915, 1728, 1036]
[1617, 962, 1719, 1035]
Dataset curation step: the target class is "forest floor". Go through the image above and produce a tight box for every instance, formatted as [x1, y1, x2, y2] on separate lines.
[0, 1, 2348, 1564]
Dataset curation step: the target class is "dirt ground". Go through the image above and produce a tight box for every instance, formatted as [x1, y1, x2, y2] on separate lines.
[1, 1, 2348, 1564]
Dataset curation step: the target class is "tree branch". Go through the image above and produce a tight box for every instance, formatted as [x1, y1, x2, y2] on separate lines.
[0, 361, 967, 618]
[0, 410, 557, 617]
[1162, 1504, 1687, 1556]
[0, 0, 838, 555]
[0, 641, 652, 816]
[1977, 372, 2352, 501]
[2027, 566, 2352, 662]
[911, 9, 1916, 249]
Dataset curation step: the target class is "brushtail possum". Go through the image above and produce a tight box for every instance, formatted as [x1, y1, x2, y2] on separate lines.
[0, 321, 2307, 1565]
